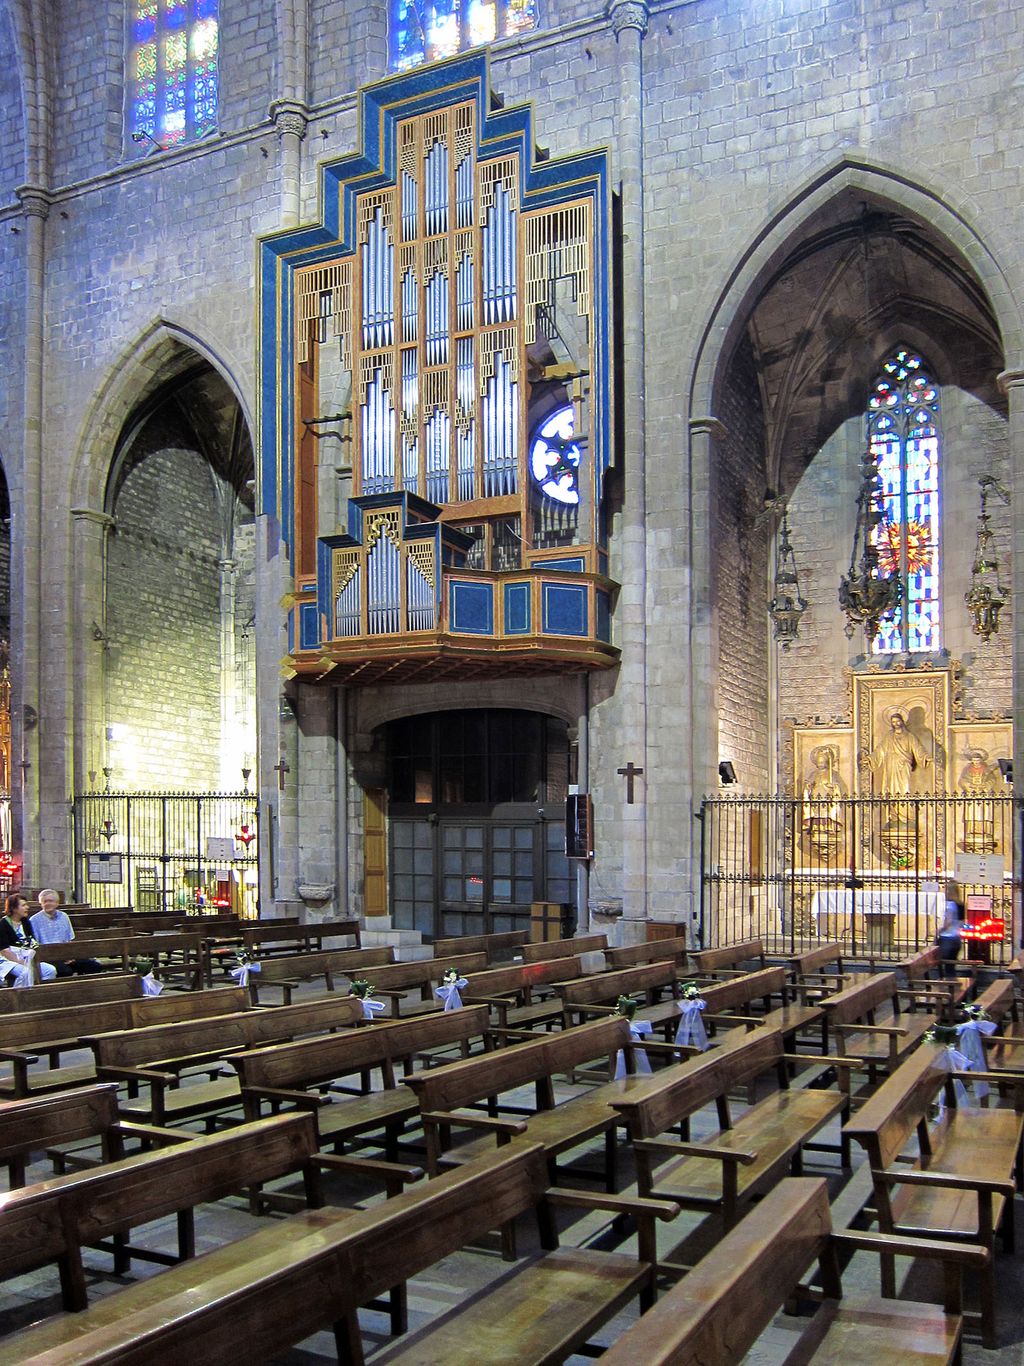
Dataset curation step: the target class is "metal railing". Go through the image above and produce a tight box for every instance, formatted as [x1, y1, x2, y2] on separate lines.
[73, 791, 259, 918]
[698, 794, 1020, 966]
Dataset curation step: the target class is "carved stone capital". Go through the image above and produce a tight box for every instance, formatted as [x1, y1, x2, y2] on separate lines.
[997, 368, 1024, 394]
[15, 184, 51, 220]
[270, 100, 309, 142]
[608, 0, 649, 38]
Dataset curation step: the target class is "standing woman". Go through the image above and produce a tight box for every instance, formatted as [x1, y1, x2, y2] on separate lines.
[0, 893, 57, 986]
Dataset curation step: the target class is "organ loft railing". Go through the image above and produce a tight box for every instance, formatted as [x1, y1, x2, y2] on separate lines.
[698, 794, 1021, 966]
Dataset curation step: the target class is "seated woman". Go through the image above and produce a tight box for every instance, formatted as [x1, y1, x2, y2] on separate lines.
[0, 892, 57, 986]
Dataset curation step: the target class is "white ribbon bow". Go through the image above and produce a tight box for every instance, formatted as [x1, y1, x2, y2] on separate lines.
[956, 1018, 997, 1100]
[435, 977, 468, 1012]
[230, 960, 262, 988]
[360, 998, 386, 1019]
[140, 971, 163, 997]
[931, 1044, 973, 1116]
[615, 1019, 654, 1079]
[675, 998, 709, 1051]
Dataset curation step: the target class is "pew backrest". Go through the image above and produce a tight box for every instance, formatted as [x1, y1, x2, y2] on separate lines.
[250, 946, 395, 984]
[0, 1084, 122, 1164]
[843, 1041, 949, 1170]
[520, 934, 607, 964]
[432, 930, 530, 961]
[699, 966, 788, 1015]
[368, 952, 488, 992]
[604, 936, 688, 970]
[0, 973, 143, 1014]
[460, 957, 583, 1000]
[819, 971, 899, 1028]
[557, 959, 679, 1008]
[689, 938, 766, 974]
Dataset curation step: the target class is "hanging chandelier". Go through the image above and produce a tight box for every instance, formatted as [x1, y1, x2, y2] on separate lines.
[838, 444, 901, 640]
[767, 509, 807, 650]
[965, 475, 1010, 641]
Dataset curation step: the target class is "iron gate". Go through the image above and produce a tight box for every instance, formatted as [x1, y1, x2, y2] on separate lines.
[73, 791, 260, 917]
[698, 794, 1020, 965]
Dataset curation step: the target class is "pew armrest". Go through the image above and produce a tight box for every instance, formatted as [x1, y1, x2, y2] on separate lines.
[633, 1137, 758, 1165]
[314, 1152, 424, 1189]
[420, 1110, 528, 1137]
[243, 1085, 331, 1110]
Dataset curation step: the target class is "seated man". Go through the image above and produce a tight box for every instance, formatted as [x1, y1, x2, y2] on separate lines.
[29, 888, 103, 976]
[0, 892, 57, 985]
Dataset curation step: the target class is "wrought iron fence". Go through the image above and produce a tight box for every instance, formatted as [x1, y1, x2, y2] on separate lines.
[73, 791, 260, 918]
[698, 794, 1020, 966]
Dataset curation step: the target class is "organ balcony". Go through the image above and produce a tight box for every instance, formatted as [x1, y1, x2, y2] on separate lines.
[284, 492, 619, 684]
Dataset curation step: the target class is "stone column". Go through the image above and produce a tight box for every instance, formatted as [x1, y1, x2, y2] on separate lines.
[607, 0, 649, 943]
[271, 100, 309, 230]
[15, 184, 51, 884]
[69, 508, 115, 801]
[217, 557, 238, 790]
[296, 682, 338, 920]
[686, 416, 726, 932]
[997, 367, 1024, 949]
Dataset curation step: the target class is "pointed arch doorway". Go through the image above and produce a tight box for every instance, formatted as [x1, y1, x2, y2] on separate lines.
[383, 709, 574, 940]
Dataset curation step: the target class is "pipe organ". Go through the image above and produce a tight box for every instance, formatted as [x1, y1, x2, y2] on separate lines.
[261, 54, 619, 683]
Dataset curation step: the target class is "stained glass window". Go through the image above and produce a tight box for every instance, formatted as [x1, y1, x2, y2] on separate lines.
[867, 347, 941, 654]
[128, 0, 218, 150]
[390, 0, 537, 71]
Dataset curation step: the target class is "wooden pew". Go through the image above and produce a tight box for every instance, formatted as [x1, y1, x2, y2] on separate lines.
[555, 959, 680, 1029]
[0, 972, 143, 1013]
[0, 1083, 187, 1187]
[520, 933, 607, 964]
[361, 952, 489, 1018]
[0, 987, 251, 1099]
[0, 1141, 679, 1365]
[458, 956, 585, 1031]
[610, 1026, 848, 1230]
[88, 993, 367, 1125]
[599, 1176, 983, 1366]
[0, 1112, 328, 1313]
[204, 918, 362, 984]
[789, 940, 872, 997]
[897, 944, 973, 1016]
[605, 934, 688, 970]
[404, 1015, 645, 1190]
[232, 1004, 494, 1160]
[33, 931, 207, 988]
[431, 929, 529, 962]
[843, 1039, 1024, 1347]
[624, 965, 824, 1048]
[247, 946, 396, 1004]
[688, 937, 767, 977]
[819, 971, 937, 1081]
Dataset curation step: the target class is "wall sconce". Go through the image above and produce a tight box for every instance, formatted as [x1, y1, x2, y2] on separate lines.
[965, 476, 1010, 642]
[718, 761, 737, 785]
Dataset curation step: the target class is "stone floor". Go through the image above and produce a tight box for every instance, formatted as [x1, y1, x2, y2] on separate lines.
[0, 991, 1022, 1362]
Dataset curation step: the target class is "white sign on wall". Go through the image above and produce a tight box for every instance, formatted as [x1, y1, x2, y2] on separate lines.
[954, 854, 1005, 886]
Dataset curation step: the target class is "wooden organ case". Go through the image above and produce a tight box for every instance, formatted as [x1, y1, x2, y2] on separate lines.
[260, 56, 619, 683]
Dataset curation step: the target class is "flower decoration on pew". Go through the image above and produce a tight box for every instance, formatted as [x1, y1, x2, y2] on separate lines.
[953, 1003, 998, 1101]
[436, 968, 469, 1012]
[615, 994, 639, 1020]
[230, 946, 261, 988]
[348, 978, 386, 1019]
[961, 1003, 991, 1023]
[613, 995, 653, 1079]
[131, 956, 163, 997]
[675, 981, 709, 1051]
[924, 1020, 975, 1115]
[923, 1022, 960, 1047]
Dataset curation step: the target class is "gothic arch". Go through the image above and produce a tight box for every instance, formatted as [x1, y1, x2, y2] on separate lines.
[354, 678, 581, 741]
[688, 151, 1024, 421]
[69, 318, 255, 516]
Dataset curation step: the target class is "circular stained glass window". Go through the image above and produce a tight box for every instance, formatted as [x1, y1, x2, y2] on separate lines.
[529, 406, 580, 505]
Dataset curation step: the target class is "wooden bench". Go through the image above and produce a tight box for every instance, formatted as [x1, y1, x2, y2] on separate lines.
[232, 1004, 494, 1161]
[599, 1175, 984, 1366]
[405, 1015, 646, 1191]
[610, 1026, 848, 1231]
[669, 964, 823, 1048]
[431, 929, 530, 962]
[790, 939, 872, 997]
[844, 1038, 1024, 1347]
[689, 937, 767, 977]
[0, 1112, 329, 1314]
[0, 1140, 679, 1365]
[0, 1083, 189, 1187]
[521, 933, 607, 964]
[459, 956, 585, 1031]
[820, 970, 937, 1081]
[33, 931, 207, 988]
[247, 945, 396, 1004]
[0, 986, 252, 1099]
[204, 918, 362, 984]
[0, 972, 143, 1013]
[975, 977, 1024, 1069]
[88, 993, 367, 1125]
[555, 959, 681, 1030]
[604, 934, 688, 970]
[897, 944, 974, 1015]
[361, 952, 489, 1018]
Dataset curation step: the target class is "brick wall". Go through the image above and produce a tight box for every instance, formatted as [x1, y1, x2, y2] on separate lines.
[716, 334, 770, 792]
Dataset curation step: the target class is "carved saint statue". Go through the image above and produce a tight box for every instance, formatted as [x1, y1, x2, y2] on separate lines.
[957, 745, 1003, 854]
[802, 745, 846, 857]
[860, 710, 931, 797]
